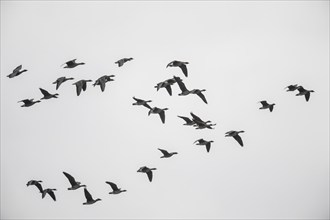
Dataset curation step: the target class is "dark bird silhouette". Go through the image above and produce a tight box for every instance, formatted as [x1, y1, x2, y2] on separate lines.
[63, 172, 86, 190]
[83, 188, 101, 205]
[285, 84, 299, 92]
[115, 58, 133, 67]
[190, 112, 212, 127]
[167, 60, 189, 77]
[62, 59, 85, 68]
[137, 166, 157, 182]
[42, 188, 57, 201]
[225, 130, 245, 147]
[7, 65, 27, 78]
[39, 88, 59, 100]
[53, 77, 74, 90]
[194, 123, 216, 130]
[173, 76, 207, 104]
[177, 115, 195, 126]
[190, 89, 208, 104]
[296, 86, 315, 102]
[148, 107, 168, 124]
[194, 139, 214, 153]
[93, 75, 115, 92]
[72, 79, 92, 96]
[27, 180, 43, 193]
[154, 78, 176, 96]
[132, 97, 152, 109]
[18, 99, 40, 107]
[259, 100, 275, 112]
[105, 182, 127, 194]
[158, 148, 178, 158]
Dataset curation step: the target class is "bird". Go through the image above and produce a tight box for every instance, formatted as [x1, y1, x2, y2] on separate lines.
[225, 130, 245, 147]
[105, 181, 127, 194]
[296, 86, 315, 102]
[173, 76, 207, 103]
[93, 75, 115, 92]
[83, 188, 101, 205]
[27, 180, 43, 193]
[194, 123, 216, 130]
[154, 78, 176, 96]
[137, 166, 157, 182]
[190, 112, 212, 126]
[62, 59, 85, 68]
[259, 100, 275, 112]
[115, 58, 133, 67]
[194, 139, 214, 153]
[166, 60, 189, 77]
[42, 188, 57, 201]
[63, 172, 86, 190]
[285, 84, 299, 92]
[148, 107, 168, 124]
[132, 97, 152, 109]
[158, 148, 178, 158]
[7, 65, 27, 78]
[18, 99, 41, 107]
[39, 88, 59, 100]
[53, 77, 74, 90]
[72, 79, 92, 96]
[177, 115, 195, 126]
[190, 89, 208, 104]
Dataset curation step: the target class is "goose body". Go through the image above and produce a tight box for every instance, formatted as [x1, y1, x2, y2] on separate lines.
[155, 78, 176, 96]
[63, 172, 86, 190]
[83, 188, 101, 205]
[190, 112, 212, 127]
[27, 180, 43, 193]
[39, 88, 59, 100]
[259, 100, 275, 112]
[53, 77, 74, 90]
[62, 59, 85, 68]
[137, 166, 157, 182]
[167, 60, 189, 77]
[105, 181, 127, 194]
[72, 79, 92, 96]
[7, 65, 27, 78]
[115, 58, 133, 67]
[18, 99, 40, 107]
[42, 188, 57, 201]
[93, 75, 115, 92]
[194, 139, 214, 153]
[225, 130, 245, 147]
[132, 97, 152, 109]
[296, 86, 314, 102]
[148, 107, 168, 124]
[158, 148, 178, 158]
[190, 89, 208, 104]
[173, 76, 207, 103]
[285, 84, 298, 92]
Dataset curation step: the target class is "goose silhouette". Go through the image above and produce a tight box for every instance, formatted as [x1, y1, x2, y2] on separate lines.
[53, 77, 74, 90]
[18, 99, 40, 107]
[158, 148, 178, 158]
[225, 130, 245, 147]
[62, 59, 85, 68]
[154, 78, 176, 96]
[259, 100, 275, 112]
[167, 60, 189, 77]
[105, 181, 127, 194]
[148, 107, 168, 124]
[63, 172, 86, 190]
[132, 97, 152, 109]
[194, 139, 214, 153]
[296, 86, 315, 102]
[137, 166, 157, 182]
[83, 188, 101, 205]
[72, 79, 92, 96]
[115, 58, 133, 67]
[173, 76, 207, 104]
[93, 75, 115, 92]
[42, 188, 57, 201]
[27, 180, 43, 193]
[7, 65, 27, 78]
[39, 88, 59, 100]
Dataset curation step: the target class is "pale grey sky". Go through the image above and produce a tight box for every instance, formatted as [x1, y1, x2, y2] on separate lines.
[1, 1, 329, 219]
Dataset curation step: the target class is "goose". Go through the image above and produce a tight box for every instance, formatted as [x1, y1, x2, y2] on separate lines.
[83, 188, 101, 205]
[27, 180, 43, 193]
[194, 139, 214, 153]
[137, 166, 157, 182]
[132, 97, 152, 109]
[42, 188, 57, 201]
[154, 78, 176, 96]
[63, 172, 86, 190]
[166, 60, 189, 77]
[93, 75, 115, 92]
[173, 76, 207, 103]
[62, 59, 85, 68]
[148, 107, 168, 124]
[158, 148, 178, 158]
[115, 58, 133, 67]
[225, 130, 245, 147]
[259, 100, 275, 112]
[105, 181, 127, 194]
[53, 77, 74, 90]
[285, 84, 298, 92]
[39, 88, 59, 100]
[72, 79, 92, 96]
[190, 112, 212, 126]
[177, 115, 195, 126]
[296, 86, 315, 102]
[7, 65, 27, 78]
[18, 99, 41, 107]
[190, 89, 208, 104]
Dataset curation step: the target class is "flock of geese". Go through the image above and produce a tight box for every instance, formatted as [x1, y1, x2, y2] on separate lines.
[7, 57, 315, 205]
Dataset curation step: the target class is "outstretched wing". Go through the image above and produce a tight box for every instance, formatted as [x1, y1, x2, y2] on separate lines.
[196, 91, 207, 104]
[233, 135, 243, 147]
[84, 188, 93, 201]
[178, 116, 192, 124]
[35, 182, 43, 193]
[106, 181, 119, 191]
[260, 101, 268, 106]
[158, 148, 169, 156]
[206, 142, 211, 153]
[159, 111, 166, 124]
[13, 65, 22, 73]
[165, 85, 172, 96]
[178, 63, 188, 77]
[39, 88, 51, 96]
[63, 172, 77, 186]
[305, 92, 310, 102]
[146, 171, 153, 182]
[133, 97, 143, 102]
[174, 76, 188, 93]
[48, 190, 56, 201]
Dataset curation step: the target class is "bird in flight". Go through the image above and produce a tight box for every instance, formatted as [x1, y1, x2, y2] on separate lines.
[115, 58, 133, 67]
[148, 107, 169, 124]
[105, 181, 127, 194]
[7, 65, 27, 78]
[42, 188, 57, 201]
[27, 180, 43, 193]
[137, 166, 157, 182]
[63, 172, 86, 190]
[53, 77, 74, 90]
[296, 86, 315, 102]
[132, 97, 152, 109]
[93, 75, 115, 92]
[194, 139, 214, 153]
[158, 148, 178, 158]
[285, 84, 299, 92]
[258, 100, 275, 112]
[62, 59, 85, 68]
[39, 88, 59, 100]
[167, 60, 189, 77]
[154, 78, 176, 96]
[18, 99, 41, 107]
[72, 79, 92, 96]
[173, 76, 207, 104]
[83, 188, 101, 205]
[225, 130, 245, 147]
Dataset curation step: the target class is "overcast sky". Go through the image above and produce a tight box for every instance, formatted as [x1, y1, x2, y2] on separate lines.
[1, 1, 329, 219]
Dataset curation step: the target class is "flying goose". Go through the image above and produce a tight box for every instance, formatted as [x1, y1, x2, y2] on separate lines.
[115, 58, 133, 67]
[148, 107, 168, 124]
[83, 188, 101, 205]
[39, 88, 59, 100]
[72, 79, 92, 96]
[189, 89, 208, 104]
[166, 60, 189, 77]
[177, 115, 195, 126]
[132, 97, 152, 109]
[137, 166, 157, 182]
[225, 130, 245, 147]
[194, 139, 214, 153]
[62, 59, 85, 68]
[158, 148, 178, 158]
[42, 188, 57, 201]
[18, 99, 41, 107]
[93, 75, 115, 92]
[63, 172, 86, 190]
[154, 78, 176, 96]
[53, 77, 74, 90]
[259, 100, 275, 112]
[173, 76, 207, 103]
[27, 180, 43, 193]
[105, 181, 127, 194]
[7, 65, 27, 78]
[296, 86, 315, 102]
[190, 112, 212, 126]
[285, 84, 299, 92]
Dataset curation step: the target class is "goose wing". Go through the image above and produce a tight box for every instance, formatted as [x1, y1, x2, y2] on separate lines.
[84, 188, 93, 201]
[178, 116, 193, 124]
[13, 65, 22, 73]
[260, 101, 268, 106]
[99, 78, 106, 92]
[146, 171, 153, 182]
[63, 172, 77, 186]
[159, 110, 166, 124]
[48, 190, 56, 201]
[305, 92, 310, 102]
[106, 181, 119, 191]
[75, 83, 82, 96]
[190, 112, 204, 124]
[196, 91, 207, 104]
[233, 135, 244, 147]
[178, 63, 188, 77]
[133, 97, 143, 102]
[206, 142, 211, 152]
[158, 148, 169, 156]
[165, 85, 172, 96]
[34, 182, 43, 193]
[82, 81, 87, 91]
[174, 76, 188, 93]
[39, 88, 51, 96]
